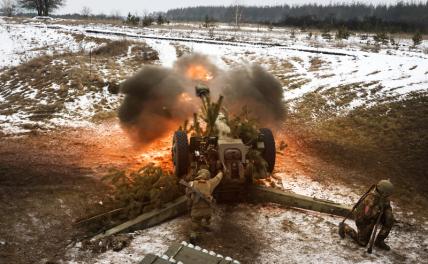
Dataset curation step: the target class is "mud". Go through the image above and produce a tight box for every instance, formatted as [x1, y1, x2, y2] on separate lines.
[0, 122, 152, 264]
[1, 122, 427, 264]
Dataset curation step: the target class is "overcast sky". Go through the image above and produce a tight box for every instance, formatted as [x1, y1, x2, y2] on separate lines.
[57, 1, 421, 15]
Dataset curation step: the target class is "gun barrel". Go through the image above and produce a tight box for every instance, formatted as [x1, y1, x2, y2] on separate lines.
[195, 84, 210, 98]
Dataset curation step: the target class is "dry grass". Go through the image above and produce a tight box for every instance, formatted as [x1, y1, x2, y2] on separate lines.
[130, 45, 159, 61]
[288, 79, 310, 90]
[0, 40, 159, 125]
[361, 44, 381, 53]
[278, 71, 310, 91]
[92, 40, 132, 57]
[67, 32, 111, 45]
[332, 41, 348, 48]
[3, 53, 104, 92]
[323, 86, 360, 107]
[266, 59, 307, 90]
[171, 42, 192, 57]
[54, 18, 124, 27]
[290, 56, 304, 63]
[309, 57, 324, 72]
[288, 91, 428, 196]
[269, 60, 294, 74]
[91, 40, 159, 68]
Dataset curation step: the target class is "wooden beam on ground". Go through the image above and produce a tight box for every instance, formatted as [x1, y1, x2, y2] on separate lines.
[250, 185, 352, 217]
[91, 196, 188, 241]
[91, 186, 352, 241]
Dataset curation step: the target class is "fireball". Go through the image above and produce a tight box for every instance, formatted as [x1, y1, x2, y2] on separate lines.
[186, 64, 213, 81]
[179, 92, 193, 103]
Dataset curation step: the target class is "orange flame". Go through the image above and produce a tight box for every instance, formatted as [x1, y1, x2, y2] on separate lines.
[179, 92, 193, 103]
[186, 64, 213, 81]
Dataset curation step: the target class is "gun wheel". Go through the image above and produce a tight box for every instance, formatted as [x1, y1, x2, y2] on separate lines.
[260, 128, 276, 173]
[172, 130, 189, 177]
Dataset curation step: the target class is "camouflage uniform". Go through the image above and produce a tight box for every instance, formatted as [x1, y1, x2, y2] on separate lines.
[341, 189, 394, 250]
[186, 169, 223, 242]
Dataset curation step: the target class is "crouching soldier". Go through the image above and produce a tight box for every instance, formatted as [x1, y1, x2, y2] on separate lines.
[185, 168, 223, 243]
[339, 179, 394, 251]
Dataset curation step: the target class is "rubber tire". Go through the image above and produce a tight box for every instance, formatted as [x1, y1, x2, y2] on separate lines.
[172, 130, 189, 177]
[259, 128, 276, 173]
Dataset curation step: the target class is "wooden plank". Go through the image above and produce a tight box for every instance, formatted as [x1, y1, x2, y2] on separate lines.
[165, 243, 231, 264]
[74, 207, 125, 226]
[91, 185, 352, 242]
[139, 254, 171, 264]
[91, 196, 188, 240]
[171, 246, 223, 264]
[250, 185, 352, 217]
[164, 243, 183, 259]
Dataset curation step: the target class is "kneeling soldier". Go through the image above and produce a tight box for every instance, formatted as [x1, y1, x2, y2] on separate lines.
[339, 179, 394, 250]
[185, 168, 223, 243]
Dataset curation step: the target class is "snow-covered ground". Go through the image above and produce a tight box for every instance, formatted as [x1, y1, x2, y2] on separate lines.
[0, 20, 97, 68]
[1, 17, 427, 135]
[1, 17, 428, 263]
[66, 202, 427, 264]
[66, 161, 427, 264]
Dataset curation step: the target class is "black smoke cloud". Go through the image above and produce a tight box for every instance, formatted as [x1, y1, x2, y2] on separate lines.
[213, 64, 286, 125]
[118, 53, 286, 145]
[118, 65, 196, 145]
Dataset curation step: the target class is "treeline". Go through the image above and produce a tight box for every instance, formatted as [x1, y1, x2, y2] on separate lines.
[166, 2, 428, 33]
[12, 12, 123, 21]
[51, 13, 122, 20]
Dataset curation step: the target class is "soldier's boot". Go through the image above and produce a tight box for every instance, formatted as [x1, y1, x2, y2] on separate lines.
[374, 239, 390, 251]
[374, 226, 392, 251]
[189, 231, 198, 245]
[375, 213, 393, 251]
[340, 223, 358, 242]
[190, 219, 202, 244]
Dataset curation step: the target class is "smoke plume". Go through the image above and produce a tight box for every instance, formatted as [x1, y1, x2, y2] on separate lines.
[213, 64, 286, 125]
[118, 65, 195, 145]
[118, 53, 286, 146]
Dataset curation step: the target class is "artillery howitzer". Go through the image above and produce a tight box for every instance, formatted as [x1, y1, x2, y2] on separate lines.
[172, 84, 276, 201]
[92, 84, 351, 252]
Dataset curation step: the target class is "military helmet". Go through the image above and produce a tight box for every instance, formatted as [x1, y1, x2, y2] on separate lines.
[376, 179, 394, 197]
[195, 169, 210, 180]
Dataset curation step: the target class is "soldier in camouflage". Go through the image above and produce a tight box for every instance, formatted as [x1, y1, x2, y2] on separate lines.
[339, 179, 394, 250]
[186, 168, 223, 243]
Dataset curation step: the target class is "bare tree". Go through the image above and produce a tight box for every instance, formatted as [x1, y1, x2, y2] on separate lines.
[42, 0, 65, 16]
[110, 9, 121, 20]
[1, 0, 16, 16]
[81, 6, 91, 18]
[19, 0, 65, 16]
[19, 0, 44, 16]
[233, 0, 243, 30]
